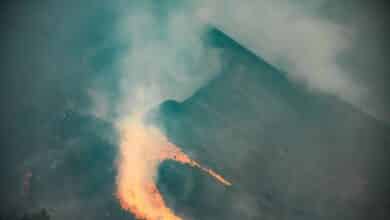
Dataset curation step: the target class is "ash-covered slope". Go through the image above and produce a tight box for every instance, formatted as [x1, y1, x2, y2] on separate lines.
[154, 29, 390, 220]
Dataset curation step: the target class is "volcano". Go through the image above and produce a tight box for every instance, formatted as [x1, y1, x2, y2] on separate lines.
[153, 28, 390, 220]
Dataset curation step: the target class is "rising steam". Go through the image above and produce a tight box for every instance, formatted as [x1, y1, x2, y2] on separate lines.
[111, 3, 229, 220]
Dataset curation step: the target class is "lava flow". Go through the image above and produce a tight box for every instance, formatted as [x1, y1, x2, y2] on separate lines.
[116, 115, 231, 220]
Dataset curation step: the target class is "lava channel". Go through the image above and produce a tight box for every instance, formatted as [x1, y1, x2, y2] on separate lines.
[116, 115, 231, 220]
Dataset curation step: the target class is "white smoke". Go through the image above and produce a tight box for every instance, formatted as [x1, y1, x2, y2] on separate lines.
[199, 0, 389, 122]
[113, 3, 221, 117]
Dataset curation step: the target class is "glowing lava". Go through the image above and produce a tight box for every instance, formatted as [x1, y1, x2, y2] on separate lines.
[116, 115, 231, 220]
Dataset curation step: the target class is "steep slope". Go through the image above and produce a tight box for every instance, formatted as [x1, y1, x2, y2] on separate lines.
[154, 29, 390, 220]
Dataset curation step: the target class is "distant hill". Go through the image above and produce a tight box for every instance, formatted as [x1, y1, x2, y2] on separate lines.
[154, 28, 390, 220]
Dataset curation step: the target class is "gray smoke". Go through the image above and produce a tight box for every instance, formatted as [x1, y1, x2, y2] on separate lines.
[198, 0, 389, 122]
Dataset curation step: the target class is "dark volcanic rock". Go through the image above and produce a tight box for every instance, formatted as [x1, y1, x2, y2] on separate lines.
[155, 29, 390, 220]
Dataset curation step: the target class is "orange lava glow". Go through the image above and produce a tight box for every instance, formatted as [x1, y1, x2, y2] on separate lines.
[116, 115, 231, 220]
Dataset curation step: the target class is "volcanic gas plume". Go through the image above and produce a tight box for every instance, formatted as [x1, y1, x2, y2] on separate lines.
[116, 114, 231, 220]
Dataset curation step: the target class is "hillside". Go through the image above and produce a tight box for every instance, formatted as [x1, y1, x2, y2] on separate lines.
[155, 29, 390, 220]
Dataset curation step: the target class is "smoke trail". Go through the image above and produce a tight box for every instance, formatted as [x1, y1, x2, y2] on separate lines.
[110, 2, 229, 219]
[115, 4, 221, 115]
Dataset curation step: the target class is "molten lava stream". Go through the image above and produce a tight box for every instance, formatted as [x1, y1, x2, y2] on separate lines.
[116, 116, 231, 220]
